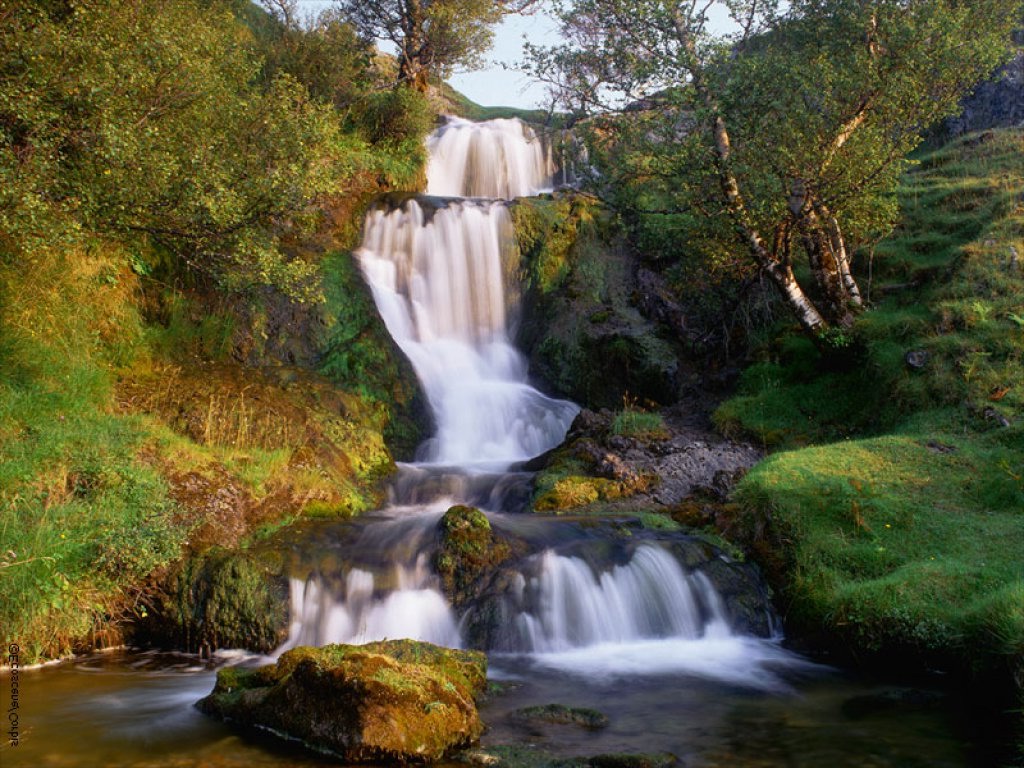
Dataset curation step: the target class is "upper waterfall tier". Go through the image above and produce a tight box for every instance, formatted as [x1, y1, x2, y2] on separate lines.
[358, 198, 578, 467]
[426, 117, 556, 199]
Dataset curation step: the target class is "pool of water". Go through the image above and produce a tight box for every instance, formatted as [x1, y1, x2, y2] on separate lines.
[0, 648, 994, 768]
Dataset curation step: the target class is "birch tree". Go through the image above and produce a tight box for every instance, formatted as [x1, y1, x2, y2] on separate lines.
[528, 0, 1021, 341]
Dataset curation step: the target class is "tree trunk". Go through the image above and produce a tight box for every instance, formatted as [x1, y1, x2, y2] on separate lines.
[799, 212, 854, 327]
[817, 203, 863, 310]
[672, 12, 827, 336]
[397, 46, 432, 92]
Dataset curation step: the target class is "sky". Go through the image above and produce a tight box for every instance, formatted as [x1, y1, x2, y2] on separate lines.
[295, 1, 561, 109]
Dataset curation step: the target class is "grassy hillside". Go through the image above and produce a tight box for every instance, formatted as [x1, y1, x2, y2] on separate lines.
[716, 129, 1023, 742]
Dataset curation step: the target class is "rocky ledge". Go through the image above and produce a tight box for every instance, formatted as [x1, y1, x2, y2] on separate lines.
[529, 406, 762, 514]
[197, 640, 487, 763]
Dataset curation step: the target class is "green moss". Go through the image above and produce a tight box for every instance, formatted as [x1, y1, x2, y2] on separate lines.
[717, 129, 1024, 731]
[513, 703, 610, 729]
[513, 196, 682, 409]
[435, 506, 512, 605]
[319, 250, 428, 459]
[736, 432, 1022, 659]
[153, 547, 287, 654]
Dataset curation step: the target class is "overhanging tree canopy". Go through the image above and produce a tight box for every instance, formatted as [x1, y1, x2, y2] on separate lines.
[528, 0, 1022, 340]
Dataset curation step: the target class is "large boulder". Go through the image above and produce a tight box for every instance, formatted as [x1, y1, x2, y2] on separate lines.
[197, 640, 487, 763]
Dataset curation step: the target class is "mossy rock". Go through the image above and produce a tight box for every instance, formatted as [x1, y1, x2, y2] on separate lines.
[435, 506, 513, 607]
[511, 196, 683, 410]
[138, 547, 289, 655]
[197, 640, 487, 763]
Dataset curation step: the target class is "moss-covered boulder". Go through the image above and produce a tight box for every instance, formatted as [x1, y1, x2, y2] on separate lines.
[435, 506, 513, 607]
[197, 640, 487, 763]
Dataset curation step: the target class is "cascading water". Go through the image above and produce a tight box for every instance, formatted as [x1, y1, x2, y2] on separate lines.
[358, 117, 577, 466]
[358, 200, 577, 466]
[7, 116, 986, 768]
[511, 547, 732, 653]
[425, 116, 557, 198]
[277, 117, 800, 688]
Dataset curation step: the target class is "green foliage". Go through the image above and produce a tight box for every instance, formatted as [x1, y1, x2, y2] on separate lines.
[0, 245, 184, 661]
[530, 0, 1022, 331]
[611, 408, 670, 441]
[0, 0, 439, 664]
[0, 0, 412, 301]
[339, 0, 507, 87]
[357, 87, 436, 147]
[718, 130, 1024, 445]
[259, 6, 374, 111]
[723, 131, 1024, 712]
[319, 251, 428, 458]
[0, 0, 436, 301]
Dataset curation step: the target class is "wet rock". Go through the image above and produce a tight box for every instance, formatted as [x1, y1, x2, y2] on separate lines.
[435, 506, 514, 608]
[197, 640, 487, 763]
[694, 555, 777, 637]
[511, 197, 684, 410]
[531, 405, 762, 514]
[512, 703, 610, 730]
[135, 547, 288, 656]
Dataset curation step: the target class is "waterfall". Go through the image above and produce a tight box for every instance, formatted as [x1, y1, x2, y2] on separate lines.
[275, 117, 795, 690]
[357, 118, 578, 467]
[277, 567, 461, 652]
[510, 547, 732, 653]
[274, 507, 462, 654]
[425, 116, 556, 199]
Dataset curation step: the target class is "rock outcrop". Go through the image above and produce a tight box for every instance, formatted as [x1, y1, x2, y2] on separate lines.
[197, 640, 487, 763]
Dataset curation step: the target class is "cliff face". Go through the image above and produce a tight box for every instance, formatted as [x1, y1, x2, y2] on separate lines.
[944, 37, 1024, 136]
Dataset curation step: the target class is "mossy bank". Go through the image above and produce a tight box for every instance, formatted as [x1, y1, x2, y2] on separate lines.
[716, 130, 1024, 744]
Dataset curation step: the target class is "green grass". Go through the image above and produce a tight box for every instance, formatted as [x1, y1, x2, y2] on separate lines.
[611, 409, 670, 441]
[0, 246, 187, 660]
[718, 129, 1024, 712]
[0, 238, 407, 660]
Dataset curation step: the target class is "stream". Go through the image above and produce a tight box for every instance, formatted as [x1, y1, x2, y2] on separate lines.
[0, 117, 1001, 768]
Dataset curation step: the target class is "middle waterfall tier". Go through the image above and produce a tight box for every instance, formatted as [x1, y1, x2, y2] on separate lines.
[359, 197, 578, 468]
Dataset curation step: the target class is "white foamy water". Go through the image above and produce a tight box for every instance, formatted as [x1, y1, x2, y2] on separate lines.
[513, 547, 732, 652]
[426, 116, 555, 199]
[522, 636, 815, 691]
[358, 173, 577, 467]
[276, 563, 461, 653]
